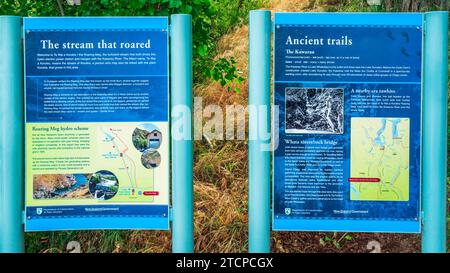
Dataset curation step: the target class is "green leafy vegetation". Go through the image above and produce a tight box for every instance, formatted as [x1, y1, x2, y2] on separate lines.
[321, 0, 447, 12]
[0, 0, 263, 87]
[321, 0, 381, 12]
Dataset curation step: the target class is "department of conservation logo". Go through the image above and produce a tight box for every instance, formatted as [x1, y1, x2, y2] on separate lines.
[284, 208, 291, 215]
[36, 208, 43, 215]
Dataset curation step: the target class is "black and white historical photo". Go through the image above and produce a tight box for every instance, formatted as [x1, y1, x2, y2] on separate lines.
[285, 87, 344, 134]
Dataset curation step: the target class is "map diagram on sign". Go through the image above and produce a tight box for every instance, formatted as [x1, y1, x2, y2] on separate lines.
[97, 126, 156, 202]
[350, 118, 410, 201]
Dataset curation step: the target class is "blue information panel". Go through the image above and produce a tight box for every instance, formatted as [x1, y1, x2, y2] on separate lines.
[24, 17, 170, 231]
[273, 13, 423, 232]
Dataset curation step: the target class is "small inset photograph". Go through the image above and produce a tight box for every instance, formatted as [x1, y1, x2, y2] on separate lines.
[88, 170, 119, 200]
[285, 87, 344, 134]
[33, 174, 92, 199]
[141, 149, 161, 169]
[132, 123, 162, 152]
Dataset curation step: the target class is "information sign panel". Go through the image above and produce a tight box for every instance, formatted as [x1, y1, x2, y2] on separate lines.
[273, 13, 423, 232]
[24, 17, 170, 231]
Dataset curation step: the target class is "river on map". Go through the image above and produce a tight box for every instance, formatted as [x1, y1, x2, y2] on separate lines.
[53, 174, 88, 196]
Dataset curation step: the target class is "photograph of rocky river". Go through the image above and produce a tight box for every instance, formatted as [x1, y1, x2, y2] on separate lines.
[33, 173, 92, 199]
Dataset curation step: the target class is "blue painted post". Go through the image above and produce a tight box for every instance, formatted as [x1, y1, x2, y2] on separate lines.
[248, 10, 271, 253]
[170, 14, 194, 253]
[422, 11, 448, 253]
[0, 16, 24, 253]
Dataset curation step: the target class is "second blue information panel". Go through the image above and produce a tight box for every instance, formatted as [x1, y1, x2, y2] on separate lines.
[273, 13, 423, 232]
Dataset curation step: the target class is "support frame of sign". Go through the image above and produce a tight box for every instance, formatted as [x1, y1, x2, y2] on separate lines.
[248, 10, 448, 253]
[0, 16, 24, 253]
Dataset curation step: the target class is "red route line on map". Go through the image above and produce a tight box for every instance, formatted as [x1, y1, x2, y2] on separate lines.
[111, 131, 129, 154]
[348, 177, 381, 183]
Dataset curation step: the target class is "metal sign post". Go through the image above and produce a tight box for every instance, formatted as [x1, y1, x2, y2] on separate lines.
[248, 10, 271, 253]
